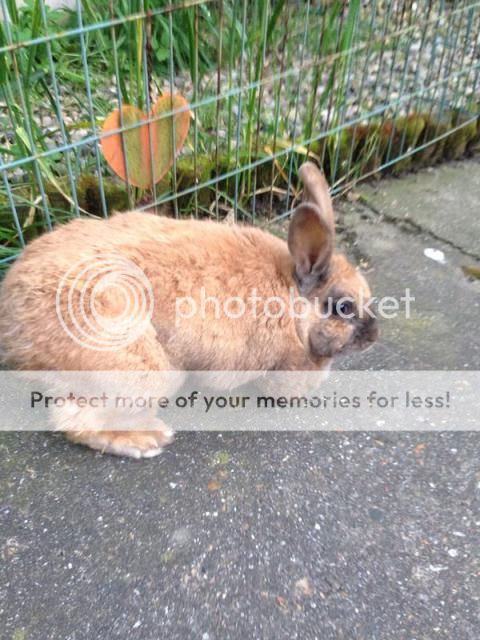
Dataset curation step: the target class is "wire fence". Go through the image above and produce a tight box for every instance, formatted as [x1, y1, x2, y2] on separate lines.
[0, 0, 479, 269]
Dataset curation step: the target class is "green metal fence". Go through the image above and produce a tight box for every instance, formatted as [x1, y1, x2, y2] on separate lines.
[0, 0, 479, 269]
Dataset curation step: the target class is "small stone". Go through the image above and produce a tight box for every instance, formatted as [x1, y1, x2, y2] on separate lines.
[429, 565, 448, 572]
[368, 507, 384, 522]
[295, 577, 313, 597]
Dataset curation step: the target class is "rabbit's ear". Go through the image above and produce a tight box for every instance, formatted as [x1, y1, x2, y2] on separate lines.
[288, 202, 333, 292]
[298, 162, 335, 240]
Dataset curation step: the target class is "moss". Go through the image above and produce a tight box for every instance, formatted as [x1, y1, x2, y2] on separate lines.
[466, 117, 480, 154]
[394, 311, 437, 339]
[330, 128, 359, 181]
[214, 150, 283, 201]
[175, 155, 215, 209]
[466, 104, 480, 154]
[45, 175, 129, 217]
[411, 113, 452, 169]
[467, 120, 480, 154]
[210, 450, 231, 466]
[388, 115, 426, 175]
[356, 123, 391, 176]
[308, 138, 327, 162]
[442, 110, 479, 161]
[77, 175, 130, 215]
[2, 106, 477, 244]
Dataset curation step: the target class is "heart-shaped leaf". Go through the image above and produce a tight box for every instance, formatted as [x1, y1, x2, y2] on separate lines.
[101, 93, 190, 189]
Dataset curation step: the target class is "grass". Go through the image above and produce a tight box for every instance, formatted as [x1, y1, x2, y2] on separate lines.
[0, 0, 479, 270]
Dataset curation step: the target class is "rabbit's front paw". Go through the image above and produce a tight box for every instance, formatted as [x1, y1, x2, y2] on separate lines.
[66, 428, 174, 459]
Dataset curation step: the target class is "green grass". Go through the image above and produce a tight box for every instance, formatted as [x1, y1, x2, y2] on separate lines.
[0, 0, 478, 270]
[0, 0, 298, 236]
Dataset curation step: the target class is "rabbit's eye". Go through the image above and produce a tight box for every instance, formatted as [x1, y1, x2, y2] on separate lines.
[333, 300, 354, 318]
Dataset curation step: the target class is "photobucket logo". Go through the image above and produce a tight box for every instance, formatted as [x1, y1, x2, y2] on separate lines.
[56, 253, 154, 351]
[175, 287, 415, 325]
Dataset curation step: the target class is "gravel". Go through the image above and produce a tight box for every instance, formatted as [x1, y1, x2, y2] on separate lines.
[1, 1, 479, 178]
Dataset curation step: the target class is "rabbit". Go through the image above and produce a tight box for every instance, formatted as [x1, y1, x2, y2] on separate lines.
[0, 162, 378, 458]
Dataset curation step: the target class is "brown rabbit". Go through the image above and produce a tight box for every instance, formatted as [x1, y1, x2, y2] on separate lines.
[0, 162, 377, 457]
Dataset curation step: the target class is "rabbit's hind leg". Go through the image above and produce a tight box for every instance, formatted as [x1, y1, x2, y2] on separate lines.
[52, 325, 182, 458]
[65, 426, 173, 459]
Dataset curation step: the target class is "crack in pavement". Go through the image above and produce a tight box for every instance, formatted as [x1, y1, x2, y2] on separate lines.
[357, 196, 480, 262]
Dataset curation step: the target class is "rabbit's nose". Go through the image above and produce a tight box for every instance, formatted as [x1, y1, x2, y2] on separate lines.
[358, 315, 379, 345]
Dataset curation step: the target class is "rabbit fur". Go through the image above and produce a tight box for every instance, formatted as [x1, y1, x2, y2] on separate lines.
[0, 162, 377, 457]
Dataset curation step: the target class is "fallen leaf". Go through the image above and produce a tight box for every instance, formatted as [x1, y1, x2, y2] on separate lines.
[207, 480, 221, 492]
[462, 265, 480, 280]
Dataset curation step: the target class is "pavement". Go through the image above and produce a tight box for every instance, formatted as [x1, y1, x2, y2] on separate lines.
[1, 159, 480, 640]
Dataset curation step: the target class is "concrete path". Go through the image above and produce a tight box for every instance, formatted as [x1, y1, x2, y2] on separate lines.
[1, 160, 480, 640]
[338, 158, 480, 371]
